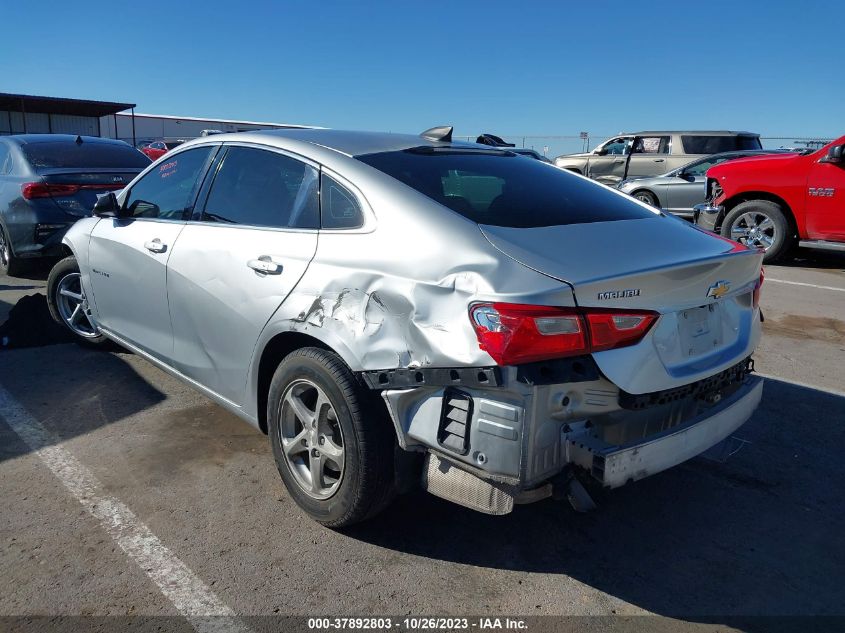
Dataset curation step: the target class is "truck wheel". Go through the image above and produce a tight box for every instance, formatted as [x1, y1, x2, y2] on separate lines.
[267, 347, 396, 528]
[633, 190, 658, 207]
[721, 200, 793, 263]
[46, 256, 109, 346]
[0, 224, 27, 277]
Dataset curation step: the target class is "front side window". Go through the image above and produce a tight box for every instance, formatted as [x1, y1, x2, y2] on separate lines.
[321, 174, 363, 229]
[358, 148, 655, 228]
[599, 137, 631, 155]
[201, 146, 319, 229]
[123, 146, 214, 219]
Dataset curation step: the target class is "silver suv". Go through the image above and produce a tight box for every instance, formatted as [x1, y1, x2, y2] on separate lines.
[47, 128, 764, 527]
[554, 131, 762, 186]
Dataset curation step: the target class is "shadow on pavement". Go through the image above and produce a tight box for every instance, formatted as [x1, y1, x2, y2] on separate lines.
[5, 260, 53, 282]
[0, 345, 165, 465]
[0, 284, 41, 292]
[783, 248, 845, 272]
[347, 378, 845, 625]
[0, 293, 74, 349]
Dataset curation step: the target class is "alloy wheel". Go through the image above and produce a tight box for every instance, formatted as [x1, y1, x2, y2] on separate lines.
[55, 272, 100, 338]
[278, 379, 345, 499]
[730, 211, 775, 250]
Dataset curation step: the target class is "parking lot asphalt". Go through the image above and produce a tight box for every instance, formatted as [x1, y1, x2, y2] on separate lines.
[1, 249, 843, 629]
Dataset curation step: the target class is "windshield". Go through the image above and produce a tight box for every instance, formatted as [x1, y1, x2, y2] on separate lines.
[22, 141, 151, 170]
[358, 148, 656, 227]
[682, 155, 739, 177]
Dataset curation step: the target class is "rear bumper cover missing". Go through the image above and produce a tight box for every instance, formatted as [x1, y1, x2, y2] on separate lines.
[564, 375, 763, 488]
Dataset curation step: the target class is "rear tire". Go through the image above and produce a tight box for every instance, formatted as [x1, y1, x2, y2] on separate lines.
[721, 200, 793, 263]
[268, 347, 396, 528]
[46, 256, 110, 347]
[0, 223, 27, 277]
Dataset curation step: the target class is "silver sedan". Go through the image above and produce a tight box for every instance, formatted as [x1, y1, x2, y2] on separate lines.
[617, 150, 789, 217]
[47, 127, 765, 526]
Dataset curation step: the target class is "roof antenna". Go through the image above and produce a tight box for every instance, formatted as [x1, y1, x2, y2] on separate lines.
[420, 126, 453, 143]
[75, 135, 83, 145]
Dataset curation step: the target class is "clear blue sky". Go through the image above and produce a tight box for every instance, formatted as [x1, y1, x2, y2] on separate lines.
[1, 0, 842, 142]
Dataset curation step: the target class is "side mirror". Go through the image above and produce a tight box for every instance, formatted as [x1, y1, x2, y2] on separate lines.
[596, 148, 609, 156]
[93, 191, 121, 217]
[821, 144, 843, 163]
[678, 171, 695, 182]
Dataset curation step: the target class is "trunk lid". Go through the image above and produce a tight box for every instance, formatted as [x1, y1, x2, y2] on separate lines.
[480, 216, 764, 393]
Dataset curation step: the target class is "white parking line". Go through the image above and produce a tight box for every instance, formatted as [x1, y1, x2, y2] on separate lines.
[0, 384, 251, 633]
[766, 278, 845, 293]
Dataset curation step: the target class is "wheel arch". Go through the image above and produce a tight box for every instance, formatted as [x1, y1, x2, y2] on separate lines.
[252, 330, 362, 434]
[630, 187, 661, 208]
[721, 192, 798, 237]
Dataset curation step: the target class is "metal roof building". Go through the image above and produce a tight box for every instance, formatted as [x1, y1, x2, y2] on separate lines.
[0, 92, 135, 137]
[1, 93, 308, 147]
[101, 112, 310, 146]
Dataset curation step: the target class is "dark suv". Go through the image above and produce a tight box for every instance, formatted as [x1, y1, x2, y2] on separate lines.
[0, 134, 150, 276]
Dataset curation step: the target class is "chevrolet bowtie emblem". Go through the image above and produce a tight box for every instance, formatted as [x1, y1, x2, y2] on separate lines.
[707, 280, 731, 299]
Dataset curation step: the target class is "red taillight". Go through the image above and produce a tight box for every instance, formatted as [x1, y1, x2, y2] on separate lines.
[584, 310, 658, 352]
[753, 268, 764, 309]
[22, 183, 78, 199]
[469, 303, 658, 366]
[470, 304, 587, 365]
[21, 182, 124, 200]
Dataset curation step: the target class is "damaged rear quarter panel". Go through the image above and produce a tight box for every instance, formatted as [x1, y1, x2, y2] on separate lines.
[245, 162, 576, 421]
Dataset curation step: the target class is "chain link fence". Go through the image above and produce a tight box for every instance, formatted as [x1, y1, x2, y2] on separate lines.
[457, 135, 834, 160]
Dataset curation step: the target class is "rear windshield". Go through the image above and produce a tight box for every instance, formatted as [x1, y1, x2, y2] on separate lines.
[22, 141, 151, 170]
[681, 135, 762, 154]
[357, 148, 655, 227]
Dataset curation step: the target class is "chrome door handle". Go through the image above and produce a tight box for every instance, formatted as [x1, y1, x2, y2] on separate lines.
[247, 257, 283, 274]
[144, 239, 167, 253]
[613, 159, 624, 164]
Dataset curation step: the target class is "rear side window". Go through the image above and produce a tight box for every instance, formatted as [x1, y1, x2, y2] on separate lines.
[22, 141, 151, 170]
[635, 136, 670, 154]
[357, 149, 655, 228]
[321, 174, 363, 229]
[681, 135, 762, 154]
[124, 147, 214, 220]
[202, 146, 319, 229]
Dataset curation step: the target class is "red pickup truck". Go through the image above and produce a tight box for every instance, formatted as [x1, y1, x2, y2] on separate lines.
[694, 135, 845, 262]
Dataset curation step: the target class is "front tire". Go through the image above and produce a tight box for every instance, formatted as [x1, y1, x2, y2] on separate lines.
[632, 189, 658, 207]
[268, 347, 396, 528]
[721, 200, 793, 263]
[46, 256, 109, 346]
